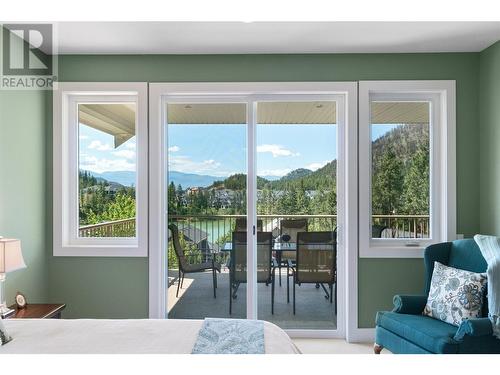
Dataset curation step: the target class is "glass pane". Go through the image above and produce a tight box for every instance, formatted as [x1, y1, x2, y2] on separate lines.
[78, 103, 137, 238]
[370, 101, 430, 239]
[256, 101, 338, 330]
[166, 102, 248, 319]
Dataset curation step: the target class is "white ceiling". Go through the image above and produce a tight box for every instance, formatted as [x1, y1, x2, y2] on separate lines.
[52, 22, 500, 54]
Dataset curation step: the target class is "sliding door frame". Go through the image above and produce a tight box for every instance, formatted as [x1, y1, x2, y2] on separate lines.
[149, 82, 357, 339]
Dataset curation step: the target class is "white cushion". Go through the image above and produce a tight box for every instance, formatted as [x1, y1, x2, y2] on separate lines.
[423, 261, 487, 326]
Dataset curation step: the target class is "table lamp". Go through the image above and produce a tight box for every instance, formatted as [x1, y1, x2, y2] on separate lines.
[0, 237, 26, 317]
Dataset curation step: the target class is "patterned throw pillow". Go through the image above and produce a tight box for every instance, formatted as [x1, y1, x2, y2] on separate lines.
[423, 262, 487, 326]
[0, 318, 12, 345]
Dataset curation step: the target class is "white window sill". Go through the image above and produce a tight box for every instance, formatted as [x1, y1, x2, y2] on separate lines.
[359, 246, 425, 258]
[54, 245, 147, 257]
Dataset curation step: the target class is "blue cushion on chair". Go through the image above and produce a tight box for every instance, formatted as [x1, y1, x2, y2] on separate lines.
[376, 311, 459, 353]
[376, 326, 432, 354]
[447, 240, 488, 274]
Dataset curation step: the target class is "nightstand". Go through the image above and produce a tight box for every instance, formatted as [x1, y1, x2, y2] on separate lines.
[7, 303, 66, 319]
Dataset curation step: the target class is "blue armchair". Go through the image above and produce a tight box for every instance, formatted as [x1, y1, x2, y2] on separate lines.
[374, 239, 500, 354]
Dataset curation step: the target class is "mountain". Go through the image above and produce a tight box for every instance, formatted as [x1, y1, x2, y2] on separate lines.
[281, 168, 312, 181]
[84, 125, 424, 191]
[168, 171, 220, 188]
[259, 175, 281, 181]
[86, 171, 136, 187]
[371, 124, 429, 174]
[206, 162, 337, 191]
[85, 170, 221, 189]
[210, 174, 270, 190]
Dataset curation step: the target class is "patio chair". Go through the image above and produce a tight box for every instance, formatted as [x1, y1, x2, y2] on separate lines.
[230, 231, 277, 314]
[288, 231, 337, 315]
[235, 218, 263, 232]
[168, 223, 221, 298]
[277, 219, 308, 286]
[372, 224, 388, 238]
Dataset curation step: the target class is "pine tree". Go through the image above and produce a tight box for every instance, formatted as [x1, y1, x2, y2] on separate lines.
[372, 145, 404, 215]
[168, 181, 177, 214]
[402, 144, 429, 215]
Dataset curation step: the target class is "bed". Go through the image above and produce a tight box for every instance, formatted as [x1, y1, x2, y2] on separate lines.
[0, 318, 300, 354]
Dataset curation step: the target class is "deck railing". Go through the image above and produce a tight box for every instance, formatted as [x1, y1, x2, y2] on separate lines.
[78, 214, 430, 241]
[79, 218, 136, 238]
[372, 215, 430, 239]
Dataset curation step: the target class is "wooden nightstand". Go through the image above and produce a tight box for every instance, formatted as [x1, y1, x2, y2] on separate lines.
[7, 304, 66, 319]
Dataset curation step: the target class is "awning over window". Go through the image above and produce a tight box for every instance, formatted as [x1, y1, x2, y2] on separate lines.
[78, 103, 136, 148]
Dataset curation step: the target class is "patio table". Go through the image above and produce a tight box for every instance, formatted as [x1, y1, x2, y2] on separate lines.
[221, 241, 297, 252]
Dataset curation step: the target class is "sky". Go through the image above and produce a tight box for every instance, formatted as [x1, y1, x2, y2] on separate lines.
[167, 124, 338, 178]
[79, 124, 137, 174]
[79, 122, 399, 177]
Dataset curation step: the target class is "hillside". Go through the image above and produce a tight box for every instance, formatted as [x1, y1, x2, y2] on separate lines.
[372, 124, 429, 174]
[204, 124, 427, 192]
[281, 168, 312, 181]
[83, 124, 427, 193]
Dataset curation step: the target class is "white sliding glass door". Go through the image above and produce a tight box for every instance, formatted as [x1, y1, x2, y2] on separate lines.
[164, 100, 249, 320]
[149, 83, 353, 338]
[255, 99, 342, 331]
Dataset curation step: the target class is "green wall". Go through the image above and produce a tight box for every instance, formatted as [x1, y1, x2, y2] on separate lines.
[0, 90, 49, 305]
[479, 41, 500, 236]
[46, 53, 480, 327]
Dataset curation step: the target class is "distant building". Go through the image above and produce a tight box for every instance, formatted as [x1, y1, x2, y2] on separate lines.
[186, 187, 201, 195]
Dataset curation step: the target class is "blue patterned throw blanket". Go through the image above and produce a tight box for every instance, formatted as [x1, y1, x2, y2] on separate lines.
[474, 235, 500, 339]
[192, 318, 265, 354]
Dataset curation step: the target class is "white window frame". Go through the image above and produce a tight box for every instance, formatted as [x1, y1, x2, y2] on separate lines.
[53, 82, 148, 257]
[149, 82, 357, 340]
[359, 81, 456, 258]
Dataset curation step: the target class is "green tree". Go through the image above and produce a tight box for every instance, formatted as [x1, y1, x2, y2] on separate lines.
[372, 145, 404, 215]
[101, 193, 136, 222]
[168, 181, 177, 214]
[402, 145, 429, 215]
[294, 181, 311, 214]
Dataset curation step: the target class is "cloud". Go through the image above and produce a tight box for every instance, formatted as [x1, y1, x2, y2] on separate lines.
[169, 155, 231, 176]
[258, 168, 292, 177]
[168, 145, 180, 153]
[88, 140, 112, 151]
[79, 155, 136, 174]
[125, 141, 136, 149]
[257, 144, 299, 158]
[113, 149, 136, 160]
[306, 160, 329, 171]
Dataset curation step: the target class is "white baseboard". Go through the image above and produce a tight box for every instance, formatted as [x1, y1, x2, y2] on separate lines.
[347, 328, 375, 343]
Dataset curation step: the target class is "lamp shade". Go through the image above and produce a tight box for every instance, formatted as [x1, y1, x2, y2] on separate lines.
[0, 238, 26, 273]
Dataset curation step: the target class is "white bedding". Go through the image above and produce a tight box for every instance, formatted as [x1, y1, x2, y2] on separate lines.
[0, 318, 300, 354]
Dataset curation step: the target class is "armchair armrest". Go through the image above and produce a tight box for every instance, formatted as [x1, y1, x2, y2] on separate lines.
[454, 318, 493, 341]
[392, 295, 428, 314]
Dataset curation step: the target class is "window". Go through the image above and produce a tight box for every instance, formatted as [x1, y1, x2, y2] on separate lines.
[53, 83, 148, 256]
[359, 81, 456, 258]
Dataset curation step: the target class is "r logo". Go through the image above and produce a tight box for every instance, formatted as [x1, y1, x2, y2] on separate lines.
[2, 23, 53, 76]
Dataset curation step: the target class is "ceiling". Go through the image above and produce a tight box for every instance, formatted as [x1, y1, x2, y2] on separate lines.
[51, 22, 500, 54]
[81, 101, 428, 148]
[167, 102, 337, 124]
